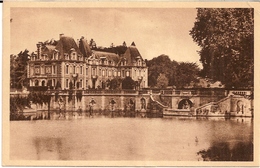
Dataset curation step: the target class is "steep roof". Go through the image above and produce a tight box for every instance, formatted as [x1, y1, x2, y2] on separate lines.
[55, 36, 82, 59]
[122, 43, 143, 66]
[79, 37, 92, 58]
[41, 45, 55, 54]
[92, 51, 120, 64]
[41, 45, 55, 59]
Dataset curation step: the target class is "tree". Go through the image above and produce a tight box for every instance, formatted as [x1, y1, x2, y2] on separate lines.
[175, 62, 200, 88]
[147, 55, 177, 87]
[110, 77, 122, 89]
[10, 49, 30, 89]
[122, 77, 135, 89]
[190, 8, 254, 89]
[156, 73, 168, 88]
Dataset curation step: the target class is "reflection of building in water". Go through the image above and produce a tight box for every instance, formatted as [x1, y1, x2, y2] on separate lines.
[27, 34, 148, 90]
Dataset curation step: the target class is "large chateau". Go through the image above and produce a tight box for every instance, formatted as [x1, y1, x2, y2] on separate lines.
[27, 34, 148, 90]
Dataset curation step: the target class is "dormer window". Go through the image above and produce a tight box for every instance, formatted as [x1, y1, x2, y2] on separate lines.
[64, 53, 69, 60]
[138, 59, 141, 66]
[71, 52, 77, 60]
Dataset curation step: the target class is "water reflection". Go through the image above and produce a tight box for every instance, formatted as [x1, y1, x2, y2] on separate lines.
[197, 141, 253, 161]
[10, 116, 253, 161]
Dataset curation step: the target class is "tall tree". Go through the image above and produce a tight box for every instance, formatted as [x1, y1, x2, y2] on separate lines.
[175, 62, 200, 88]
[190, 8, 254, 89]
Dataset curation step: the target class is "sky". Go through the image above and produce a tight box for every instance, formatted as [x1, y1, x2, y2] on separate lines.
[10, 7, 201, 66]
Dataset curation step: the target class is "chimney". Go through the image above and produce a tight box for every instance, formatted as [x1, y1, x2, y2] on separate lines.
[60, 33, 64, 39]
[77, 39, 80, 47]
[36, 42, 42, 60]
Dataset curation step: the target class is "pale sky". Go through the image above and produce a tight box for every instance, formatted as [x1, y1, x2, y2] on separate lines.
[10, 8, 201, 66]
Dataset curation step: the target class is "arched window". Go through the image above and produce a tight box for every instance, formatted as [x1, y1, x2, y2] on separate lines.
[41, 80, 45, 86]
[35, 80, 39, 86]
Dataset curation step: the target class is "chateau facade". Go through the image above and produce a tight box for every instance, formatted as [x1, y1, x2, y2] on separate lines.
[27, 34, 148, 90]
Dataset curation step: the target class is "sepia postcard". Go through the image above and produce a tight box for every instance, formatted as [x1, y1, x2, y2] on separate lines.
[2, 1, 260, 167]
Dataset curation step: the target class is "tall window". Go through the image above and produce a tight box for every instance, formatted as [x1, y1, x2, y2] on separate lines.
[73, 66, 76, 74]
[92, 68, 96, 75]
[66, 65, 69, 74]
[52, 65, 56, 74]
[80, 66, 83, 74]
[102, 70, 105, 77]
[70, 66, 73, 74]
[86, 67, 88, 76]
[139, 70, 141, 76]
[79, 79, 82, 88]
[122, 70, 125, 77]
[118, 71, 121, 77]
[99, 69, 102, 76]
[66, 79, 69, 88]
[126, 71, 130, 77]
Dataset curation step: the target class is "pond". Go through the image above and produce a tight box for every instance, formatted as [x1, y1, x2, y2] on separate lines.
[10, 115, 253, 161]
